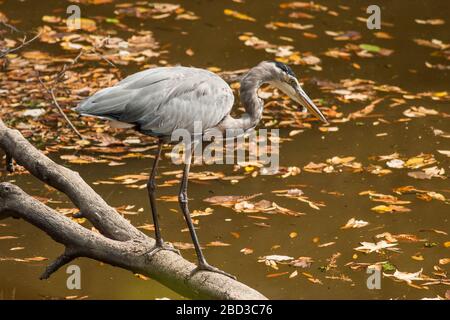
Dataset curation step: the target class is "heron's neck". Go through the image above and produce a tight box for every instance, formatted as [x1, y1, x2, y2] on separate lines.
[218, 67, 270, 134]
[239, 71, 265, 129]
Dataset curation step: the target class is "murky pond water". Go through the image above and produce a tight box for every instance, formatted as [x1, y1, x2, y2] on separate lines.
[0, 0, 449, 299]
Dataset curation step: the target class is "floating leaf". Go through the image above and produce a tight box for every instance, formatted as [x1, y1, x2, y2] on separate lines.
[341, 218, 369, 229]
[354, 241, 400, 253]
[384, 269, 423, 284]
[359, 44, 381, 53]
[224, 9, 256, 22]
[371, 205, 411, 214]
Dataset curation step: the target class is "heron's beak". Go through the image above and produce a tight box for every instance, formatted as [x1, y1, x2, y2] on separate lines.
[293, 84, 328, 124]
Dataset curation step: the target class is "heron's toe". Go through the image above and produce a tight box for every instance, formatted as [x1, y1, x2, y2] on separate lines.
[148, 242, 181, 257]
[192, 262, 236, 280]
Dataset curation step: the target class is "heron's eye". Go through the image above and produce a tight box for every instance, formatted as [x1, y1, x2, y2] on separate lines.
[288, 78, 297, 86]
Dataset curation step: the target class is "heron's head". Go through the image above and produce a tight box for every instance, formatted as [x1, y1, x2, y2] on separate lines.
[259, 61, 328, 124]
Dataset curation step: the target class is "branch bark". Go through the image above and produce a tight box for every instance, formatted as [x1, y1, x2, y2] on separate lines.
[0, 118, 267, 300]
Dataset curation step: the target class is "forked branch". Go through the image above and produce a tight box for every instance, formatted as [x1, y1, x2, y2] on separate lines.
[0, 118, 266, 300]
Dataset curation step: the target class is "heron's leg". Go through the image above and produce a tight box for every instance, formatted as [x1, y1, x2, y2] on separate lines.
[147, 141, 180, 256]
[178, 146, 236, 279]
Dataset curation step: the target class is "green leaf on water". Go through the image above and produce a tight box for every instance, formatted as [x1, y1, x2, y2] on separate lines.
[424, 242, 438, 248]
[359, 44, 381, 53]
[106, 18, 120, 24]
[382, 262, 396, 272]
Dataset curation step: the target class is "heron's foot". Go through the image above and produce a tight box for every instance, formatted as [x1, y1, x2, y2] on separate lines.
[193, 262, 236, 280]
[148, 241, 181, 256]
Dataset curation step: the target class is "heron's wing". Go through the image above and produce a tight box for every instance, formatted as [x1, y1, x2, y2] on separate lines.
[75, 67, 234, 136]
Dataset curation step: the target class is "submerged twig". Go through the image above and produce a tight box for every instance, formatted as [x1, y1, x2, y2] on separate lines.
[54, 49, 84, 83]
[49, 88, 83, 139]
[37, 75, 83, 139]
[0, 21, 22, 34]
[0, 31, 41, 58]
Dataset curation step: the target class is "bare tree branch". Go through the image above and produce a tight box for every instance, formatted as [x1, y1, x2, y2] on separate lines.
[40, 248, 79, 280]
[36, 50, 84, 139]
[0, 118, 267, 300]
[0, 21, 21, 34]
[40, 81, 84, 140]
[0, 31, 41, 58]
[0, 118, 144, 241]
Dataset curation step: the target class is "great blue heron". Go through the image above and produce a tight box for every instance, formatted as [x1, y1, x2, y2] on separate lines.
[75, 61, 328, 278]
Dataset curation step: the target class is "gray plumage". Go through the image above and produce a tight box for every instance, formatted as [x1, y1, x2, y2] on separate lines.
[75, 66, 234, 137]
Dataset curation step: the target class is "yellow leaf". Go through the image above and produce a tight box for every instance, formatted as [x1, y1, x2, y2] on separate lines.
[433, 91, 448, 97]
[75, 139, 90, 146]
[371, 205, 410, 213]
[207, 66, 221, 72]
[244, 166, 255, 172]
[224, 9, 256, 22]
[134, 273, 150, 280]
[42, 15, 61, 23]
[405, 157, 424, 167]
[68, 18, 97, 32]
[444, 241, 450, 248]
[289, 232, 298, 239]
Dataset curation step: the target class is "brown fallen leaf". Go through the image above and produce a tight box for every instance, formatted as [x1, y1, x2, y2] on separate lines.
[206, 241, 230, 247]
[307, 277, 323, 284]
[419, 229, 448, 236]
[240, 248, 253, 255]
[137, 224, 154, 231]
[0, 236, 18, 240]
[230, 232, 240, 239]
[10, 247, 25, 251]
[376, 232, 425, 243]
[172, 242, 196, 250]
[290, 257, 313, 268]
[266, 271, 289, 278]
[318, 242, 336, 248]
[415, 19, 445, 25]
[24, 256, 48, 262]
[185, 48, 194, 56]
[341, 217, 369, 229]
[204, 193, 262, 206]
